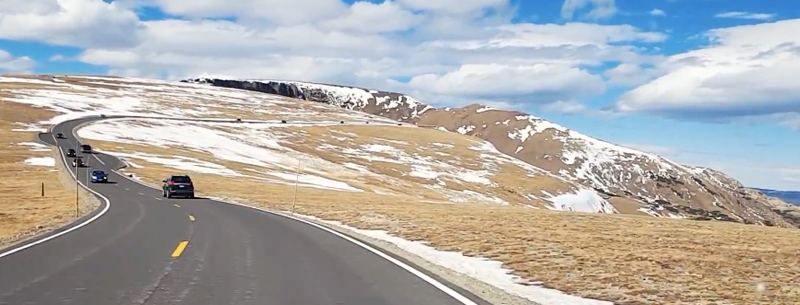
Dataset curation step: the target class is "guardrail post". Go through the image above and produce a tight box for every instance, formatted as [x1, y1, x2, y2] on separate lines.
[41, 182, 44, 197]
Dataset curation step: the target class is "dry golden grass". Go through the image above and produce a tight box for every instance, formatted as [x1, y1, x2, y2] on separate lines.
[82, 126, 800, 305]
[0, 102, 98, 248]
[275, 125, 574, 205]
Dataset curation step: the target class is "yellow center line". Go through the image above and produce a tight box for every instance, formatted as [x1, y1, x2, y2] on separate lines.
[171, 240, 189, 258]
[189, 214, 195, 222]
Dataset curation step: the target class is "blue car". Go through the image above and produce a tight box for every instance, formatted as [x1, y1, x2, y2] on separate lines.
[91, 170, 108, 183]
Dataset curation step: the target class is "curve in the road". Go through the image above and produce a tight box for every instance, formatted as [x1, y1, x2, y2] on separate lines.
[0, 115, 492, 305]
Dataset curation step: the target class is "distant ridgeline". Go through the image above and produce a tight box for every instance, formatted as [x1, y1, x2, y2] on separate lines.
[754, 188, 800, 205]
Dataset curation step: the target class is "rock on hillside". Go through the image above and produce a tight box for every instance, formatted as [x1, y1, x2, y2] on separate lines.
[181, 77, 797, 228]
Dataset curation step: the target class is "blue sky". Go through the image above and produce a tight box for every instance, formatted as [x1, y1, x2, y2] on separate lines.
[0, 0, 798, 190]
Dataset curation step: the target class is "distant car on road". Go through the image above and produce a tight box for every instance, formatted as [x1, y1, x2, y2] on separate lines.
[56, 133, 65, 139]
[90, 170, 108, 183]
[162, 175, 195, 199]
[66, 148, 76, 157]
[80, 144, 92, 153]
[72, 157, 85, 167]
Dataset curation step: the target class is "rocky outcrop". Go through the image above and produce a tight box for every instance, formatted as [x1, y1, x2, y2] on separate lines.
[181, 78, 305, 100]
[182, 77, 798, 228]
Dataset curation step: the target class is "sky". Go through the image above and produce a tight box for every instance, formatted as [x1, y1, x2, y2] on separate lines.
[0, 0, 798, 190]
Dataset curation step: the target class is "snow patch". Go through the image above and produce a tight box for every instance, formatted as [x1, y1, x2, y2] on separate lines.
[545, 189, 616, 213]
[24, 157, 55, 167]
[296, 213, 613, 305]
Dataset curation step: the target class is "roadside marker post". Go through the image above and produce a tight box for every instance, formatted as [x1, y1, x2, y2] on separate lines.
[75, 142, 79, 218]
[292, 157, 300, 215]
[41, 182, 44, 197]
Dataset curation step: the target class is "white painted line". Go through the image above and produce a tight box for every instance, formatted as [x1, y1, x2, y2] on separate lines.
[218, 201, 480, 305]
[93, 154, 105, 165]
[0, 131, 112, 259]
[125, 188, 130, 191]
[155, 198, 162, 201]
[138, 192, 144, 196]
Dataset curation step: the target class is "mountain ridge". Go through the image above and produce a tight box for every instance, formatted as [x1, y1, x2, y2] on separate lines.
[753, 188, 800, 205]
[181, 77, 798, 228]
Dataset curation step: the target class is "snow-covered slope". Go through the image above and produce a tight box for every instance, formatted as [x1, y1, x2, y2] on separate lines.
[182, 77, 796, 228]
[1, 74, 614, 213]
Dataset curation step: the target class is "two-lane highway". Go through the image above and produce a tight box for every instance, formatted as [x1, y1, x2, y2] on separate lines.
[0, 116, 492, 305]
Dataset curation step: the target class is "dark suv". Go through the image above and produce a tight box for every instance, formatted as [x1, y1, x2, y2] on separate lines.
[162, 175, 195, 199]
[80, 144, 92, 153]
[66, 148, 76, 157]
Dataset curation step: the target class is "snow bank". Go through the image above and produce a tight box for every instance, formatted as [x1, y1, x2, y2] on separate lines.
[297, 214, 613, 305]
[24, 157, 55, 167]
[546, 189, 615, 213]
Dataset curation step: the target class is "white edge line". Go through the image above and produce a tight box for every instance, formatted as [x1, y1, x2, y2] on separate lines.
[217, 201, 480, 305]
[0, 129, 111, 259]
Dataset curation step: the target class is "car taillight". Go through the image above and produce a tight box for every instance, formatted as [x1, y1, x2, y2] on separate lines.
[168, 181, 174, 185]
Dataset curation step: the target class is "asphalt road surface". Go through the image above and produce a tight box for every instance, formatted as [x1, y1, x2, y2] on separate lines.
[0, 116, 492, 305]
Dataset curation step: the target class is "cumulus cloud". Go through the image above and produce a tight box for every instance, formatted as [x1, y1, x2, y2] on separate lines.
[320, 1, 425, 33]
[650, 9, 665, 16]
[714, 11, 774, 20]
[561, 0, 617, 20]
[116, 0, 349, 25]
[603, 62, 664, 86]
[0, 49, 35, 72]
[0, 0, 144, 49]
[540, 100, 590, 115]
[397, 0, 508, 14]
[614, 18, 800, 126]
[406, 63, 604, 100]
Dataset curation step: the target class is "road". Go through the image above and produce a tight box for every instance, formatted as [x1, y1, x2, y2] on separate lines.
[0, 116, 492, 305]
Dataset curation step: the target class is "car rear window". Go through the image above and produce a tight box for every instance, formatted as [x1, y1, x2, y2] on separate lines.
[172, 176, 192, 183]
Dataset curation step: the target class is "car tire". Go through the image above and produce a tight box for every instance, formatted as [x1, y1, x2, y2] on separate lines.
[189, 194, 195, 199]
[166, 191, 172, 198]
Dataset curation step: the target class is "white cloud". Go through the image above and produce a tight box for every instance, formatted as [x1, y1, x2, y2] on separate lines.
[117, 0, 349, 25]
[561, 0, 617, 20]
[649, 9, 665, 16]
[397, 0, 508, 14]
[320, 1, 425, 33]
[603, 62, 664, 86]
[406, 63, 604, 101]
[715, 11, 775, 20]
[0, 49, 35, 72]
[615, 18, 800, 126]
[540, 100, 589, 115]
[0, 0, 144, 48]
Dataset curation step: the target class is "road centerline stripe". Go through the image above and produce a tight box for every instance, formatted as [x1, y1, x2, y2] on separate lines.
[189, 215, 195, 222]
[173, 203, 180, 208]
[171, 240, 189, 258]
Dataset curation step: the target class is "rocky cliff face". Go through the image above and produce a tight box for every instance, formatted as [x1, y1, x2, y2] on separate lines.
[182, 77, 798, 228]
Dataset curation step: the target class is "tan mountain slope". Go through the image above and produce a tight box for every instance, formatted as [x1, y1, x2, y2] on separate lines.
[184, 78, 796, 228]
